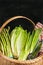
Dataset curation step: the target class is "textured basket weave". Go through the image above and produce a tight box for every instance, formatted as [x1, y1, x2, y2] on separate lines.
[0, 16, 43, 65]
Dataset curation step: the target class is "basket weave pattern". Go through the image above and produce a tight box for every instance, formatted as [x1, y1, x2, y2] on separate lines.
[0, 53, 43, 65]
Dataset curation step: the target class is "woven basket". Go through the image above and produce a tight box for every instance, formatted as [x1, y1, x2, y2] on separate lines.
[0, 16, 43, 65]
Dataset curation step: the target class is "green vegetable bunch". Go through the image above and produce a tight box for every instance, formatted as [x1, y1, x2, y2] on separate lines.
[0, 27, 13, 58]
[0, 26, 42, 60]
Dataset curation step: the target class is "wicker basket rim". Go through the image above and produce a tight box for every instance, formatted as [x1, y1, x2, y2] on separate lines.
[0, 51, 43, 64]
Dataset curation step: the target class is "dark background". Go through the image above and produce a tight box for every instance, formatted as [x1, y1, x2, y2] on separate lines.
[0, 0, 43, 27]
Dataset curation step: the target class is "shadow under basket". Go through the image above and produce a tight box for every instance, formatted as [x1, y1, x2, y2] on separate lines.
[0, 16, 43, 65]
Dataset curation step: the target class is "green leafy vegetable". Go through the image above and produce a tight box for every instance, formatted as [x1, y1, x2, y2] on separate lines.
[0, 26, 42, 60]
[28, 41, 42, 59]
[30, 28, 42, 53]
[18, 30, 35, 60]
[11, 26, 27, 58]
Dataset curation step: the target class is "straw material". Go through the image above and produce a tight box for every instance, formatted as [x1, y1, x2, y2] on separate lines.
[0, 16, 43, 65]
[0, 52, 43, 65]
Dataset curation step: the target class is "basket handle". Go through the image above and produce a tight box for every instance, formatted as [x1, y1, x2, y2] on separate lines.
[0, 16, 35, 32]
